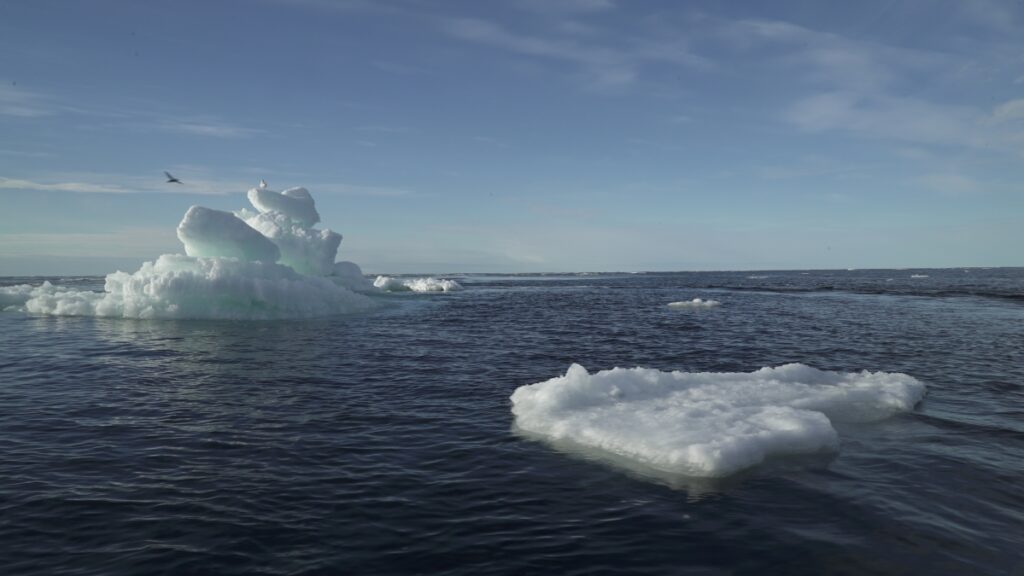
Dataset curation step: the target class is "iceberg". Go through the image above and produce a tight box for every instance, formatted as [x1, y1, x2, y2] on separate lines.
[511, 363, 925, 478]
[2, 184, 382, 319]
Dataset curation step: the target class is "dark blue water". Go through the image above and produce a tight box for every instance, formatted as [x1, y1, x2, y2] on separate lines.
[2, 269, 1022, 575]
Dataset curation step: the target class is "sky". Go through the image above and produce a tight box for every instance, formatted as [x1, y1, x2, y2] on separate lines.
[1, 0, 1022, 275]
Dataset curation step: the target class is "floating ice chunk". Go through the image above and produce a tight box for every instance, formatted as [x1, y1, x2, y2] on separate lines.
[177, 206, 280, 263]
[910, 274, 929, 279]
[372, 275, 408, 292]
[238, 209, 341, 276]
[510, 363, 925, 478]
[13, 254, 376, 320]
[404, 277, 462, 292]
[247, 186, 320, 226]
[668, 298, 720, 308]
[331, 261, 375, 292]
[0, 283, 36, 309]
[373, 275, 462, 293]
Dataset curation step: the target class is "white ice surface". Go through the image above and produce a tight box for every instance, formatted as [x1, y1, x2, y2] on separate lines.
[177, 206, 280, 263]
[373, 275, 463, 293]
[238, 209, 341, 276]
[331, 261, 375, 292]
[511, 363, 925, 478]
[246, 187, 320, 226]
[668, 298, 721, 308]
[4, 254, 376, 319]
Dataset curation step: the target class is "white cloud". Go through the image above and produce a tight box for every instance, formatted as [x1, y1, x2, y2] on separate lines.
[956, 0, 1018, 33]
[0, 148, 54, 158]
[786, 92, 977, 144]
[155, 119, 263, 138]
[441, 17, 707, 89]
[914, 173, 983, 196]
[990, 99, 1024, 123]
[514, 0, 615, 14]
[353, 125, 413, 134]
[0, 84, 262, 139]
[313, 182, 415, 197]
[0, 173, 256, 196]
[0, 84, 59, 117]
[0, 177, 129, 194]
[721, 18, 1024, 155]
[0, 174, 414, 198]
[0, 228, 178, 258]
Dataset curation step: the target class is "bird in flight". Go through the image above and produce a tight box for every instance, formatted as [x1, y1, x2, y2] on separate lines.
[164, 171, 182, 184]
[259, 179, 267, 189]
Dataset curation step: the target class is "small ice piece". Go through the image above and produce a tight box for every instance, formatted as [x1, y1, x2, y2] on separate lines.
[373, 275, 462, 293]
[177, 206, 280, 263]
[668, 298, 720, 308]
[373, 275, 410, 292]
[247, 186, 320, 226]
[510, 363, 925, 478]
[910, 274, 929, 279]
[403, 277, 462, 292]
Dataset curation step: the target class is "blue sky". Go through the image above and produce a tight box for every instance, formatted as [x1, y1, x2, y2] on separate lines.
[2, 0, 1022, 274]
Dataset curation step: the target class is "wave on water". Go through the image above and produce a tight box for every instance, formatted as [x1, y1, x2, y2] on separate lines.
[511, 363, 925, 478]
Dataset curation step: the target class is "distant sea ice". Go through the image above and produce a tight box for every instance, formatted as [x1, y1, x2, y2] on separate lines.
[668, 298, 721, 308]
[510, 363, 925, 478]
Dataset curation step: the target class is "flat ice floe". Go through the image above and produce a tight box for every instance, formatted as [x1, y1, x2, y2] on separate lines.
[511, 363, 925, 478]
[668, 298, 720, 308]
[374, 275, 463, 293]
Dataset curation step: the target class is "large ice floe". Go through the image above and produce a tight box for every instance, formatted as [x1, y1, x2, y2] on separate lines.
[0, 184, 419, 319]
[511, 363, 925, 478]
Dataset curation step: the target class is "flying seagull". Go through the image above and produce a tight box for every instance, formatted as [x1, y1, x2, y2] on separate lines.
[164, 171, 182, 184]
[259, 179, 267, 189]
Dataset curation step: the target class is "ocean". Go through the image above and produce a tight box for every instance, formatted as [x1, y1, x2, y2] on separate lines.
[1, 268, 1022, 575]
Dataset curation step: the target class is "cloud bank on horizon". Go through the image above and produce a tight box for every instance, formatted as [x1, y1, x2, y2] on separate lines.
[1, 0, 1022, 274]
